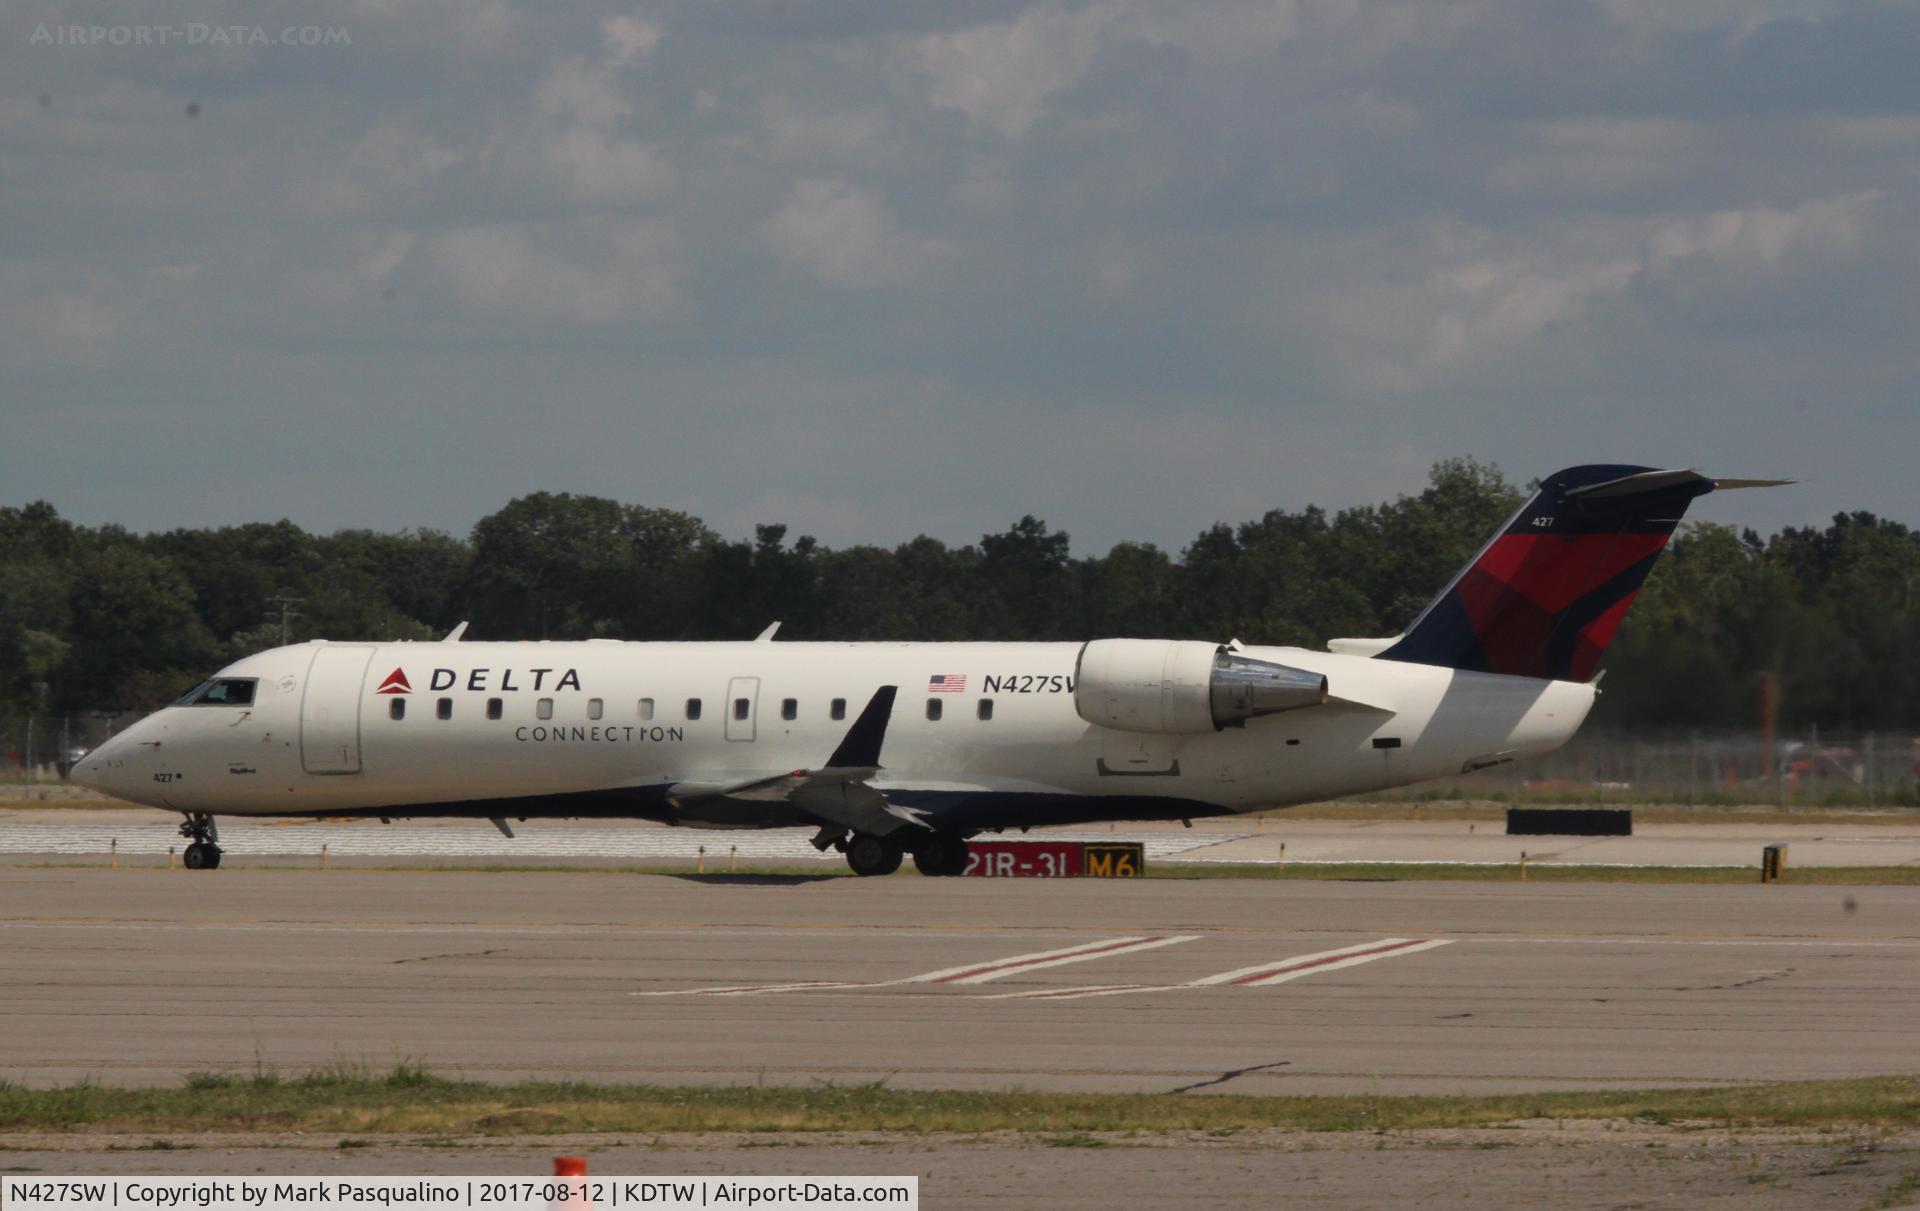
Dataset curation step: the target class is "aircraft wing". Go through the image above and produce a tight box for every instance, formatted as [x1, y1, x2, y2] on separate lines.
[663, 686, 929, 836]
[666, 766, 928, 835]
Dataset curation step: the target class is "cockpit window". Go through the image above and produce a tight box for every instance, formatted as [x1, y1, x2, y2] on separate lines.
[180, 678, 257, 707]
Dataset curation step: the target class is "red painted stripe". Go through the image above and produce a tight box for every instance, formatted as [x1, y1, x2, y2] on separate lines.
[931, 936, 1167, 984]
[1225, 938, 1428, 987]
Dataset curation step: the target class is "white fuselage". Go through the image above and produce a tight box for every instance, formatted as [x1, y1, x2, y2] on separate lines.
[76, 638, 1595, 830]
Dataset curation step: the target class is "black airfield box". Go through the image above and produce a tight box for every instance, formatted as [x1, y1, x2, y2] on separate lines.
[1505, 808, 1633, 837]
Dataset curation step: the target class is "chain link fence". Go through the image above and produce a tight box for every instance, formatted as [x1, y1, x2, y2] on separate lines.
[0, 710, 128, 783]
[1414, 730, 1920, 808]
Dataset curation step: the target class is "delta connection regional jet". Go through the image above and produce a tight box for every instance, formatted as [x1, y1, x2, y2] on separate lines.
[75, 465, 1780, 877]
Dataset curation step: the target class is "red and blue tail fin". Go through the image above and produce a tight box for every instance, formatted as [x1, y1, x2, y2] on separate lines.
[1376, 465, 1718, 682]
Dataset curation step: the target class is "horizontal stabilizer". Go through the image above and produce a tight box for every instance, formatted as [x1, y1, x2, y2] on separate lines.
[1711, 477, 1798, 491]
[1327, 636, 1397, 658]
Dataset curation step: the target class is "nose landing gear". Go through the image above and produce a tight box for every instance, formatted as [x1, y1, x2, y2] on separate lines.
[178, 814, 222, 870]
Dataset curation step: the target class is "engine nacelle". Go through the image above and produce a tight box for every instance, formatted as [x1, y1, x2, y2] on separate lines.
[1073, 639, 1330, 734]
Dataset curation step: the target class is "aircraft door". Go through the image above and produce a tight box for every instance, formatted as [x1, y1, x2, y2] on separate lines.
[725, 676, 759, 742]
[301, 645, 376, 774]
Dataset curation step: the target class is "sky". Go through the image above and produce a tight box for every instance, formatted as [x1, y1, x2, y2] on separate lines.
[4, 0, 1917, 556]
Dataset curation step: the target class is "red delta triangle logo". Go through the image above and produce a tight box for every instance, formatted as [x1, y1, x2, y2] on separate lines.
[375, 668, 412, 695]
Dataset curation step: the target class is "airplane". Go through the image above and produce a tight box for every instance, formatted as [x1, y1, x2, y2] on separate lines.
[72, 464, 1780, 876]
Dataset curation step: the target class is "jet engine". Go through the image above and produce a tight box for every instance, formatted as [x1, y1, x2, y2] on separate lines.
[1072, 638, 1329, 734]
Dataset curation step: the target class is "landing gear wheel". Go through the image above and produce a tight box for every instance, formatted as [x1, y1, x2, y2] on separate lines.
[178, 814, 222, 870]
[845, 834, 903, 877]
[911, 834, 971, 877]
[939, 837, 971, 876]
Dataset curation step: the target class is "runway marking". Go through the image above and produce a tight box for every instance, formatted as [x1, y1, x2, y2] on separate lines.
[1191, 937, 1453, 987]
[633, 935, 1200, 997]
[989, 983, 1164, 1001]
[633, 981, 869, 998]
[985, 937, 1453, 1000]
[905, 935, 1200, 985]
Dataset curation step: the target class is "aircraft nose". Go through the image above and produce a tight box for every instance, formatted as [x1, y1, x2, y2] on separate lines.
[71, 730, 148, 803]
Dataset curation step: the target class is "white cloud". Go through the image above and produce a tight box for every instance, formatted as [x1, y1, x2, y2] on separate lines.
[529, 13, 670, 204]
[5, 0, 1919, 550]
[763, 178, 954, 287]
[1642, 192, 1880, 273]
[0, 265, 130, 371]
[915, 2, 1119, 140]
[546, 126, 674, 202]
[302, 119, 465, 219]
[358, 232, 415, 282]
[759, 102, 889, 163]
[431, 222, 678, 325]
[603, 15, 663, 65]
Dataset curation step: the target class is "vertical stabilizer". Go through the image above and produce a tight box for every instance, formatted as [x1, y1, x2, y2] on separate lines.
[1376, 465, 1719, 681]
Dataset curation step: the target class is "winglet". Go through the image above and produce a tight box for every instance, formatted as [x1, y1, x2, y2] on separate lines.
[444, 621, 469, 642]
[754, 621, 781, 642]
[827, 685, 897, 769]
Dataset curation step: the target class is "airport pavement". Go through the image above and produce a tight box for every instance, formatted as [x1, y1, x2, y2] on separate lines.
[2, 869, 1916, 1095]
[4, 806, 1919, 867]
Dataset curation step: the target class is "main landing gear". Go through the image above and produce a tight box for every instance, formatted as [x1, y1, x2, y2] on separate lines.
[909, 832, 971, 877]
[178, 813, 222, 870]
[844, 834, 902, 877]
[834, 831, 971, 877]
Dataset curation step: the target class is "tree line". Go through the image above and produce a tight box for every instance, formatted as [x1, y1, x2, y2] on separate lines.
[3, 459, 1915, 731]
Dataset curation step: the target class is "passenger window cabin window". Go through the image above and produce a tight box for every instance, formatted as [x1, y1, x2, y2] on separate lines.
[926, 698, 942, 721]
[977, 698, 993, 721]
[686, 698, 702, 721]
[781, 698, 797, 721]
[486, 697, 503, 720]
[389, 698, 405, 721]
[831, 698, 847, 721]
[587, 698, 603, 721]
[537, 698, 553, 720]
[639, 698, 655, 720]
[437, 698, 452, 720]
[733, 698, 750, 721]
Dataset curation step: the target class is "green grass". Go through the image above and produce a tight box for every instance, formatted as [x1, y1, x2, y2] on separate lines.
[4, 1068, 1920, 1137]
[1263, 800, 1920, 827]
[1145, 862, 1920, 885]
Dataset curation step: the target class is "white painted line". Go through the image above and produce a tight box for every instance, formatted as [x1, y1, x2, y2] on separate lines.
[1185, 938, 1414, 986]
[633, 981, 867, 998]
[993, 937, 1458, 1001]
[1192, 938, 1452, 987]
[633, 935, 1202, 998]
[983, 984, 1164, 1001]
[904, 934, 1200, 985]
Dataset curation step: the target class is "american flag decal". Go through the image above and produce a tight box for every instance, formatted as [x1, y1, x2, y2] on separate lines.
[928, 674, 967, 693]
